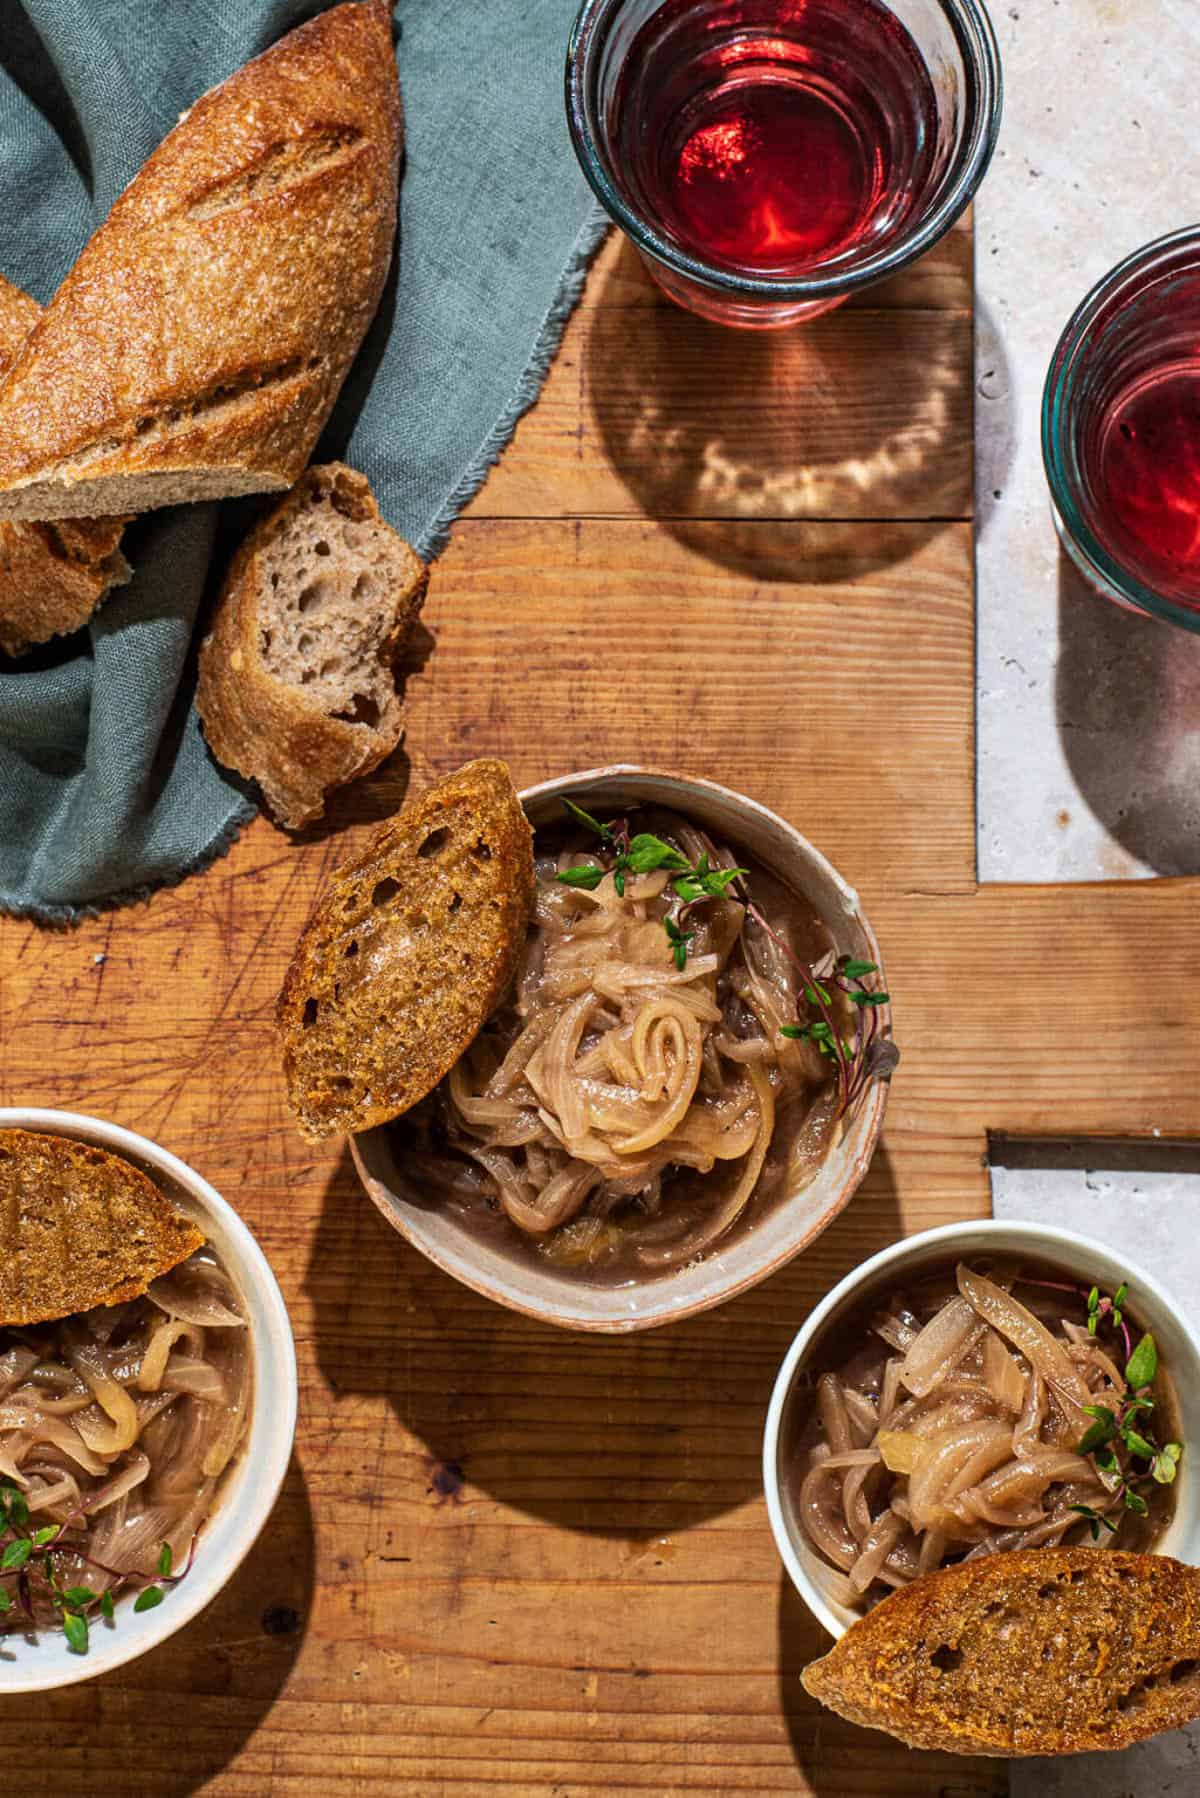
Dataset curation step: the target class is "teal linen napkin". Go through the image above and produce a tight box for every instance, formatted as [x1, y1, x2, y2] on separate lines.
[0, 0, 604, 921]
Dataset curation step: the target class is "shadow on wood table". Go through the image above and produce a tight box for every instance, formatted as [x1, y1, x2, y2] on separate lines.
[305, 1140, 901, 1540]
[0, 1458, 315, 1796]
[586, 240, 970, 586]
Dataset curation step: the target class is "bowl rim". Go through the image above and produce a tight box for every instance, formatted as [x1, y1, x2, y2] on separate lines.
[352, 763, 891, 1333]
[762, 1217, 1198, 1640]
[0, 1106, 298, 1692]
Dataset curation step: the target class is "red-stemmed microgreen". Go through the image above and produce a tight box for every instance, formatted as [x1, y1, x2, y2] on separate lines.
[1063, 1299, 1183, 1539]
[0, 1482, 191, 1653]
[555, 801, 897, 1116]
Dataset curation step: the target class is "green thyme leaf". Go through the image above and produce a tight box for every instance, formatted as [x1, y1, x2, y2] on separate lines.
[5, 1489, 28, 1530]
[1125, 1332, 1158, 1390]
[1, 1538, 32, 1571]
[31, 1525, 58, 1547]
[561, 798, 611, 841]
[626, 833, 691, 875]
[672, 941, 686, 971]
[556, 863, 605, 891]
[1069, 1503, 1118, 1538]
[157, 1544, 173, 1579]
[1152, 1444, 1183, 1485]
[62, 1586, 96, 1611]
[133, 1586, 164, 1614]
[1079, 1419, 1116, 1456]
[779, 1025, 806, 1040]
[1123, 1488, 1149, 1516]
[62, 1610, 88, 1654]
[1122, 1427, 1157, 1461]
[613, 867, 626, 898]
[100, 1591, 115, 1621]
[850, 991, 890, 1008]
[839, 959, 878, 979]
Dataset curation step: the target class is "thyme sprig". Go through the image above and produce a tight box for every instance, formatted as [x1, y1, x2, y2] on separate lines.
[1063, 1292, 1182, 1539]
[555, 800, 898, 1114]
[0, 1482, 187, 1654]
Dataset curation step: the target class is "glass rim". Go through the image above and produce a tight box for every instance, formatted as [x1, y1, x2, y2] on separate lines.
[1042, 223, 1200, 635]
[564, 0, 1004, 302]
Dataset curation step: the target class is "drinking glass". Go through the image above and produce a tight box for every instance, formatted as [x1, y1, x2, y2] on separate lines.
[1044, 227, 1200, 632]
[566, 0, 1002, 328]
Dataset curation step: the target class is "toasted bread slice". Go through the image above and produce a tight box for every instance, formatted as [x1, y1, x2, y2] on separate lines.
[801, 1547, 1200, 1757]
[0, 1130, 204, 1326]
[0, 275, 130, 656]
[197, 463, 428, 829]
[279, 759, 535, 1140]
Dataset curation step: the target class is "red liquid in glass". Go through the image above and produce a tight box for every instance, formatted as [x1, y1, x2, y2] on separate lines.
[613, 0, 938, 278]
[1095, 361, 1200, 606]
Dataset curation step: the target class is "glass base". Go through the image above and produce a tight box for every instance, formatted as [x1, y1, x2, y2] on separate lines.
[643, 251, 847, 328]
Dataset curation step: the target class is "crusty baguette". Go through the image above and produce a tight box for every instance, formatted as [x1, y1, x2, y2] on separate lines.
[0, 0, 399, 522]
[801, 1548, 1200, 1756]
[279, 759, 535, 1140]
[0, 274, 130, 654]
[0, 1129, 203, 1326]
[196, 463, 427, 829]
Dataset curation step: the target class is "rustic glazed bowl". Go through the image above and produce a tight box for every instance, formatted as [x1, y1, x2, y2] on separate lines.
[352, 765, 891, 1333]
[763, 1218, 1200, 1641]
[0, 1107, 297, 1692]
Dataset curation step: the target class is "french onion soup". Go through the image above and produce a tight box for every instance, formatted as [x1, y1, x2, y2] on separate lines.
[394, 801, 895, 1281]
[788, 1259, 1180, 1612]
[0, 1244, 251, 1644]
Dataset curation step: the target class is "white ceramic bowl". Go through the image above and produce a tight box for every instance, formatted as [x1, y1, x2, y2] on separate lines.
[0, 1107, 297, 1692]
[763, 1219, 1200, 1640]
[353, 765, 891, 1332]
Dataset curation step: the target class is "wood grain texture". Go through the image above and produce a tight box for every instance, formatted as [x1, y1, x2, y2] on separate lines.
[3, 215, 1189, 1798]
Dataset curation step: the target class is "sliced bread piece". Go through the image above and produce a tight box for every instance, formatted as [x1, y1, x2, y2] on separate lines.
[279, 758, 535, 1140]
[196, 462, 427, 828]
[0, 1129, 204, 1326]
[0, 274, 130, 656]
[0, 0, 399, 521]
[801, 1547, 1200, 1757]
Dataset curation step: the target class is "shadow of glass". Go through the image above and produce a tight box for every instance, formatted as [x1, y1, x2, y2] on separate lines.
[0, 1457, 315, 1797]
[304, 1140, 900, 1540]
[1055, 546, 1200, 876]
[587, 241, 969, 584]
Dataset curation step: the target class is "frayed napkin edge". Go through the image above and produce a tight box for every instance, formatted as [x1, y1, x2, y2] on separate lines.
[0, 793, 257, 928]
[415, 204, 611, 561]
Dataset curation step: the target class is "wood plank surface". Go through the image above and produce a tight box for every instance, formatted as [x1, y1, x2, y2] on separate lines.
[2, 217, 1193, 1797]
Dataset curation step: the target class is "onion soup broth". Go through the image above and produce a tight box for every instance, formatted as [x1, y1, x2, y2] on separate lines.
[0, 1244, 252, 1633]
[395, 807, 886, 1284]
[785, 1257, 1178, 1613]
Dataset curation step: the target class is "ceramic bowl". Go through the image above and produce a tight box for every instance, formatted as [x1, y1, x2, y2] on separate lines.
[352, 764, 891, 1333]
[0, 1107, 297, 1692]
[763, 1218, 1200, 1640]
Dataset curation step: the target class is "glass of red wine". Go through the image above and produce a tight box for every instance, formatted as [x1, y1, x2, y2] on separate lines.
[1044, 228, 1200, 631]
[566, 0, 1002, 328]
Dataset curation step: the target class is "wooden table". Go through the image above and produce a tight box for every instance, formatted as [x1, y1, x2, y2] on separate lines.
[2, 225, 1198, 1797]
